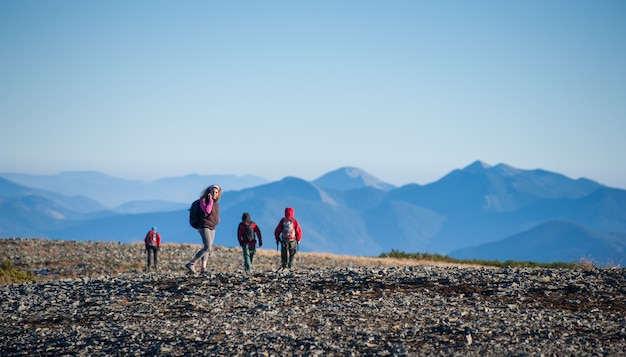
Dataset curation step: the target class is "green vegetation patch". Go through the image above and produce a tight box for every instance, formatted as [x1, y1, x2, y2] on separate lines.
[378, 249, 581, 269]
[0, 261, 36, 285]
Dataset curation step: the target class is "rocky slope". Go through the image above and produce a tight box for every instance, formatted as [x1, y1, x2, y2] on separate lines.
[1, 238, 625, 356]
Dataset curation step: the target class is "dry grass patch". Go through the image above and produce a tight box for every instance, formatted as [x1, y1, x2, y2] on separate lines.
[1, 238, 488, 284]
[255, 248, 487, 268]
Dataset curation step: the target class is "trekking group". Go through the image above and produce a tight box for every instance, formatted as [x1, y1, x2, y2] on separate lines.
[145, 183, 303, 275]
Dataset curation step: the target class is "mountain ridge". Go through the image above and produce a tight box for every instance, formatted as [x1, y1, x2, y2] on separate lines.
[1, 162, 624, 266]
[0, 171, 269, 207]
[449, 220, 626, 265]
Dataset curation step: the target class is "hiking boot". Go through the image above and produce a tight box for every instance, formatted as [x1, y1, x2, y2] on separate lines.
[185, 262, 196, 274]
[200, 268, 208, 275]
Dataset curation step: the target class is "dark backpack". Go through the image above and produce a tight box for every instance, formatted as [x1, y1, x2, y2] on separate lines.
[281, 218, 295, 241]
[189, 199, 202, 229]
[244, 222, 256, 242]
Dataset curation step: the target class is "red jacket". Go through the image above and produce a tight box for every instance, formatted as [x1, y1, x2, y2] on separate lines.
[274, 207, 302, 243]
[144, 230, 161, 247]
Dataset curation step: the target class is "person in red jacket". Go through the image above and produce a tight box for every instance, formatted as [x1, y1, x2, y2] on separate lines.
[274, 207, 302, 270]
[144, 226, 161, 271]
[237, 212, 262, 273]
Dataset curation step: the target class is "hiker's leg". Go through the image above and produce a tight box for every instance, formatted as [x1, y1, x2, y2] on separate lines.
[146, 247, 151, 269]
[153, 246, 158, 270]
[280, 242, 288, 268]
[202, 229, 215, 270]
[287, 241, 297, 268]
[249, 245, 256, 265]
[189, 229, 206, 264]
[242, 244, 252, 271]
[192, 228, 215, 263]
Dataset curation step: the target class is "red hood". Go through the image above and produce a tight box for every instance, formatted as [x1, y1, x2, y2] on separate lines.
[284, 207, 294, 218]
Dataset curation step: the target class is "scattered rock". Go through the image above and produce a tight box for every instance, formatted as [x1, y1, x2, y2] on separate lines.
[0, 238, 625, 356]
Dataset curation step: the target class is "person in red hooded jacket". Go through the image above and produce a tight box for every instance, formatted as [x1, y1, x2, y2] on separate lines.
[144, 226, 161, 271]
[273, 207, 302, 270]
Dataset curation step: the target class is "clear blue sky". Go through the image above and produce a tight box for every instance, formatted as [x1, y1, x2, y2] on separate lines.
[1, 1, 625, 189]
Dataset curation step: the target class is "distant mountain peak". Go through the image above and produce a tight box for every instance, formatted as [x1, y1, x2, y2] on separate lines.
[462, 161, 522, 177]
[463, 160, 492, 172]
[342, 167, 367, 178]
[341, 167, 380, 184]
[313, 167, 395, 192]
[492, 163, 521, 176]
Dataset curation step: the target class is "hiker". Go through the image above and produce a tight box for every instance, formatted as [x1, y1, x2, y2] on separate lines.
[237, 212, 263, 273]
[144, 226, 161, 271]
[185, 184, 221, 274]
[274, 207, 302, 270]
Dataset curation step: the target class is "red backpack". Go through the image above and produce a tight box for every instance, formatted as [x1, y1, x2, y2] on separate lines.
[147, 231, 158, 246]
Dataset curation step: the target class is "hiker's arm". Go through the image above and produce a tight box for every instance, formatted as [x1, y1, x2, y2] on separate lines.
[296, 221, 302, 242]
[237, 224, 244, 245]
[200, 196, 213, 215]
[274, 219, 283, 241]
[256, 226, 262, 246]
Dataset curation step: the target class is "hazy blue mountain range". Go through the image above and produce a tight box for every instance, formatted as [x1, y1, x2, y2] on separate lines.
[450, 220, 626, 265]
[1, 162, 625, 266]
[0, 171, 268, 208]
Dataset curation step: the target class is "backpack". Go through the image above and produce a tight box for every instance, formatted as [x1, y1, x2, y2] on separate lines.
[189, 199, 202, 229]
[148, 231, 158, 246]
[244, 222, 256, 242]
[281, 218, 295, 241]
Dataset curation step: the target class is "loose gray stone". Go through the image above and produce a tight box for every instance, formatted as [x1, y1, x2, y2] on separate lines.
[1, 239, 625, 356]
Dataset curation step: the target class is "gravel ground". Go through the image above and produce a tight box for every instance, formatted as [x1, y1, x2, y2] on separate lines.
[1, 238, 625, 356]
